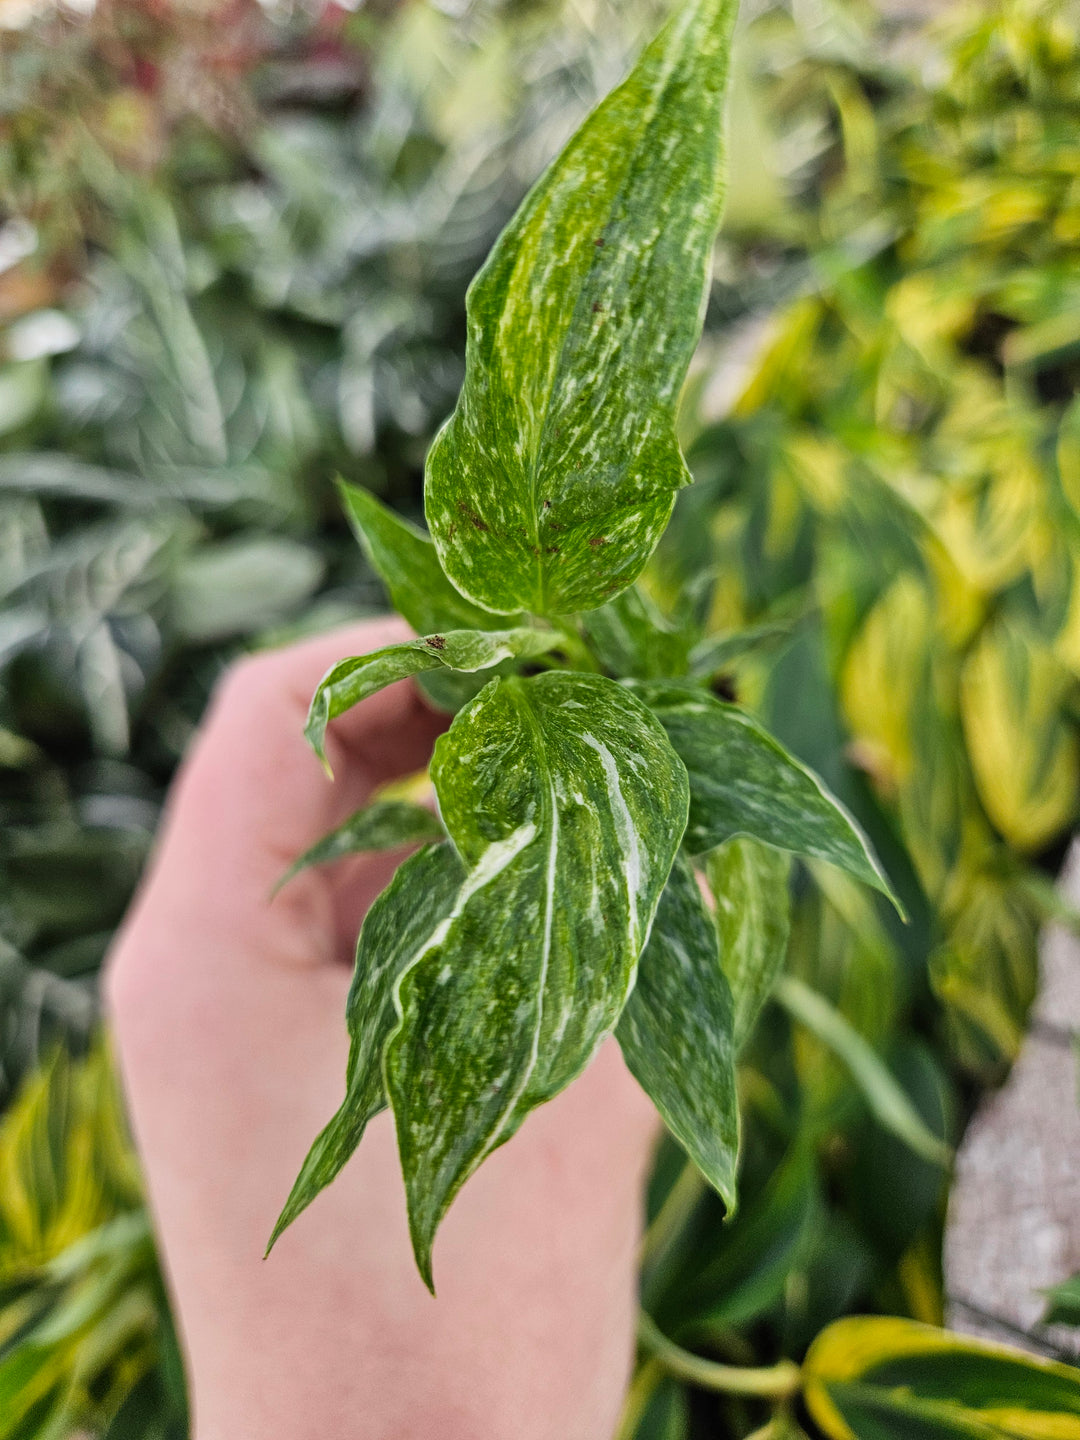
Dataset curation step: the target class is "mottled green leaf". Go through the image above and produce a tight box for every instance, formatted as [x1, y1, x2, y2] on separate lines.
[706, 838, 791, 1051]
[424, 0, 739, 616]
[273, 800, 445, 894]
[304, 627, 557, 767]
[385, 671, 689, 1285]
[337, 481, 514, 634]
[636, 682, 901, 911]
[804, 1317, 1080, 1440]
[616, 855, 739, 1211]
[1043, 1274, 1080, 1328]
[268, 843, 466, 1250]
[776, 977, 950, 1167]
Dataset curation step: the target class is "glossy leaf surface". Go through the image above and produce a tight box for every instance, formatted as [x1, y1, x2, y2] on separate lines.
[616, 855, 739, 1210]
[706, 837, 791, 1051]
[268, 843, 466, 1249]
[636, 682, 900, 910]
[424, 0, 739, 615]
[304, 627, 557, 766]
[386, 670, 689, 1284]
[804, 1317, 1080, 1440]
[274, 800, 444, 893]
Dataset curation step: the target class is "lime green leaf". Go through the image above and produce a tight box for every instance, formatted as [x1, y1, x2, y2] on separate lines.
[776, 977, 950, 1167]
[424, 0, 739, 616]
[616, 855, 739, 1211]
[804, 1316, 1080, 1440]
[637, 683, 901, 912]
[268, 843, 466, 1250]
[304, 627, 557, 767]
[1043, 1274, 1080, 1328]
[386, 671, 688, 1285]
[337, 481, 515, 634]
[707, 838, 791, 1051]
[274, 801, 445, 894]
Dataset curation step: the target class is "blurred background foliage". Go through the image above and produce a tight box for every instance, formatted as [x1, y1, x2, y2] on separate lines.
[1, 0, 1079, 1435]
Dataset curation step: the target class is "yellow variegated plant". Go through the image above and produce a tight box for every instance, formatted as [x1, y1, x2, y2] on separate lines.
[0, 1044, 183, 1440]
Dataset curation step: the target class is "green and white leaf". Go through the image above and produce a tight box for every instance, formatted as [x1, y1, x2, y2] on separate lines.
[268, 843, 466, 1250]
[636, 682, 901, 911]
[616, 855, 739, 1211]
[707, 838, 791, 1051]
[338, 481, 516, 634]
[274, 800, 445, 894]
[304, 627, 558, 767]
[386, 670, 689, 1285]
[776, 976, 950, 1167]
[424, 0, 739, 616]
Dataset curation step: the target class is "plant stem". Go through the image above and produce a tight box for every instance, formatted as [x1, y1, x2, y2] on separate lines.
[637, 1312, 802, 1400]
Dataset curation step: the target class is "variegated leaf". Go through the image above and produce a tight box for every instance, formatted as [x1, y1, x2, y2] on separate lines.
[273, 800, 445, 895]
[268, 843, 466, 1250]
[386, 670, 689, 1284]
[616, 854, 739, 1210]
[424, 0, 739, 616]
[706, 837, 791, 1051]
[635, 682, 901, 912]
[304, 627, 557, 767]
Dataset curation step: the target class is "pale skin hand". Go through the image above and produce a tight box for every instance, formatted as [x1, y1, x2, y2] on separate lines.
[106, 619, 658, 1440]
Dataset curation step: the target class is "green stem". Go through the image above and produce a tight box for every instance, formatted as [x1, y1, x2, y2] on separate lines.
[613, 1357, 666, 1440]
[637, 1312, 802, 1400]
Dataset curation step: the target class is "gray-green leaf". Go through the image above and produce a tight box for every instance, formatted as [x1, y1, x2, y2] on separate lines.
[616, 854, 739, 1211]
[338, 481, 515, 634]
[636, 682, 902, 913]
[267, 842, 466, 1250]
[386, 670, 689, 1284]
[273, 800, 445, 894]
[424, 0, 739, 616]
[304, 627, 557, 767]
[706, 838, 791, 1051]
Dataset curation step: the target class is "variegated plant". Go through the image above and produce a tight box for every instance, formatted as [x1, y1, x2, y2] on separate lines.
[268, 0, 904, 1288]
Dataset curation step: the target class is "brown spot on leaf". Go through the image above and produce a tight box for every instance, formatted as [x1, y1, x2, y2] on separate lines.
[588, 536, 609, 549]
[592, 301, 602, 313]
[456, 501, 489, 533]
[594, 237, 605, 247]
[546, 546, 560, 556]
[426, 635, 447, 651]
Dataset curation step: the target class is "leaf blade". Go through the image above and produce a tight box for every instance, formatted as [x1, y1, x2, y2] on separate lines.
[616, 854, 740, 1211]
[637, 682, 902, 913]
[706, 838, 791, 1051]
[338, 481, 514, 634]
[268, 842, 466, 1251]
[424, 0, 739, 615]
[273, 800, 445, 895]
[386, 671, 689, 1283]
[304, 627, 557, 767]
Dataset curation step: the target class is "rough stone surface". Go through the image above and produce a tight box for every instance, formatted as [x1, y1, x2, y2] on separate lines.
[944, 843, 1080, 1359]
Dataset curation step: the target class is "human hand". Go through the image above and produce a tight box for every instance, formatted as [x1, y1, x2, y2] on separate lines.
[106, 620, 658, 1440]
